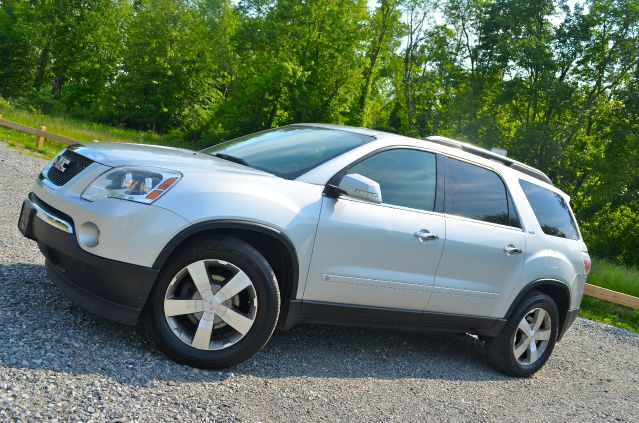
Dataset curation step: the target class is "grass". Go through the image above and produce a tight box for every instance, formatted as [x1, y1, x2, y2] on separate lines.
[579, 257, 639, 334]
[0, 100, 188, 158]
[579, 297, 639, 334]
[587, 257, 639, 297]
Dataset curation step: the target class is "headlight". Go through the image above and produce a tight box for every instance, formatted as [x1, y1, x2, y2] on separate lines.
[81, 167, 181, 204]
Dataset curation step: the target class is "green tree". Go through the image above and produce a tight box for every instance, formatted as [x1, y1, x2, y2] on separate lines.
[2, 0, 639, 265]
[216, 0, 370, 136]
[109, 0, 234, 132]
[0, 0, 128, 116]
[349, 0, 404, 127]
[0, 0, 52, 98]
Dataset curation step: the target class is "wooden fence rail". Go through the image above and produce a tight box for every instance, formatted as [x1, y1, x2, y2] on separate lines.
[0, 115, 79, 147]
[584, 283, 639, 309]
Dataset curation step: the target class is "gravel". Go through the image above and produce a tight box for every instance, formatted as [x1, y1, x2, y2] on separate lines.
[1, 141, 638, 422]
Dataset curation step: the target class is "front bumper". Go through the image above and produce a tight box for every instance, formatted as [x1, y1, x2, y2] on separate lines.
[20, 193, 158, 325]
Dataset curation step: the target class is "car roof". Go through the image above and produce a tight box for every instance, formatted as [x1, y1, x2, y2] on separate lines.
[293, 123, 390, 137]
[293, 123, 557, 190]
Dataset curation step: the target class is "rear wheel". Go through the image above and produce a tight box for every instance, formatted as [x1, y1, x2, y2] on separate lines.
[486, 291, 559, 377]
[144, 237, 280, 369]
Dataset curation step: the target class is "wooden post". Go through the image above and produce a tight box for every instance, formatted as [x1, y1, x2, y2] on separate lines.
[36, 125, 47, 148]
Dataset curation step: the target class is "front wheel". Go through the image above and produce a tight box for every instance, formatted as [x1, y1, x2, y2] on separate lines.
[486, 291, 559, 377]
[144, 237, 280, 369]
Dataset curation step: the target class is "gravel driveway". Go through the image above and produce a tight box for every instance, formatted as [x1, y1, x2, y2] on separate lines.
[0, 141, 638, 422]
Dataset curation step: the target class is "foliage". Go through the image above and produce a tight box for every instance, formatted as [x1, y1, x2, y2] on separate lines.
[216, 0, 370, 137]
[108, 0, 236, 133]
[1, 0, 639, 265]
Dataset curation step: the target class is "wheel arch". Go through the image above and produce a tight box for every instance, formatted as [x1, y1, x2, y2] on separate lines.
[152, 220, 300, 326]
[505, 279, 571, 340]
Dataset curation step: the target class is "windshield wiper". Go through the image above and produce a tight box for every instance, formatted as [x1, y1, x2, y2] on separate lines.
[213, 153, 250, 167]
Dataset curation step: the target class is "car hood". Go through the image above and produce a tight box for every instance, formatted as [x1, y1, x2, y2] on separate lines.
[73, 142, 274, 177]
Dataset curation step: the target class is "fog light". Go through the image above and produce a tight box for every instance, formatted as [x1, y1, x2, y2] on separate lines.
[78, 222, 100, 248]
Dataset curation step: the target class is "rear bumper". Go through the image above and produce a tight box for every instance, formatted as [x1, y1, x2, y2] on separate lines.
[22, 193, 158, 325]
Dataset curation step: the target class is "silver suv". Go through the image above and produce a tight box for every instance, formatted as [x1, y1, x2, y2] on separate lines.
[19, 124, 590, 377]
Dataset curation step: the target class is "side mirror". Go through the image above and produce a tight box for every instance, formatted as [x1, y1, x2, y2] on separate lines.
[335, 173, 382, 204]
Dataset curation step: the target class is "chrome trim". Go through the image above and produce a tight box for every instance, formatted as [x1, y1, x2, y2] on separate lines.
[431, 285, 499, 299]
[39, 150, 65, 190]
[38, 172, 62, 190]
[414, 229, 439, 242]
[321, 273, 431, 292]
[68, 144, 108, 163]
[425, 135, 553, 185]
[443, 212, 525, 232]
[53, 155, 71, 172]
[504, 244, 523, 255]
[38, 145, 103, 190]
[29, 197, 74, 234]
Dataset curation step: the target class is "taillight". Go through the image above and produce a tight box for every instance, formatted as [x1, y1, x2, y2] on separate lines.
[583, 258, 591, 274]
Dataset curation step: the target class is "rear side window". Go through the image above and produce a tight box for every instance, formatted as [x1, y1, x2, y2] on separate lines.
[519, 180, 579, 240]
[446, 158, 519, 227]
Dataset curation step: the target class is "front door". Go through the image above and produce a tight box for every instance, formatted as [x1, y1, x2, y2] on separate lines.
[303, 148, 445, 311]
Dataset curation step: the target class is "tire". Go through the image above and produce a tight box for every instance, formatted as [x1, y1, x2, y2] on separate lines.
[144, 236, 280, 369]
[486, 291, 559, 377]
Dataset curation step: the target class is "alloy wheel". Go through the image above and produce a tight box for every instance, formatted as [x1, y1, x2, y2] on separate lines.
[512, 307, 552, 365]
[163, 259, 258, 350]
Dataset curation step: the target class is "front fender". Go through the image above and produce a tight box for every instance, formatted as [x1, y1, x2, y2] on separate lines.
[153, 171, 325, 297]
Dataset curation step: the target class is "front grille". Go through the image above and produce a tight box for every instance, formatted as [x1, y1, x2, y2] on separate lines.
[46, 149, 94, 186]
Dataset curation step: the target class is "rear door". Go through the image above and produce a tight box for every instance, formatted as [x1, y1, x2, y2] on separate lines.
[303, 148, 445, 311]
[429, 157, 526, 317]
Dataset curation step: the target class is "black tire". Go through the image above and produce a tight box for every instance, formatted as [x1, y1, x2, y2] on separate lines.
[486, 291, 559, 377]
[144, 236, 280, 369]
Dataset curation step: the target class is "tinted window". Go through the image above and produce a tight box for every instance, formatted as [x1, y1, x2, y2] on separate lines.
[447, 158, 513, 226]
[520, 180, 579, 240]
[347, 149, 437, 211]
[201, 126, 373, 179]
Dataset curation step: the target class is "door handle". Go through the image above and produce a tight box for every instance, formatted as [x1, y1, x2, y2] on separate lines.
[414, 229, 439, 242]
[504, 244, 523, 255]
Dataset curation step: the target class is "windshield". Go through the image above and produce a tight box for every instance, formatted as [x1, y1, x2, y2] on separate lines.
[201, 126, 374, 179]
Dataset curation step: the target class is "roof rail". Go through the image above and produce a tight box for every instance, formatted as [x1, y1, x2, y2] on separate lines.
[424, 135, 553, 185]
